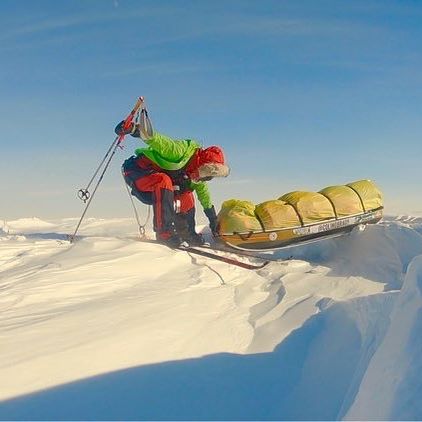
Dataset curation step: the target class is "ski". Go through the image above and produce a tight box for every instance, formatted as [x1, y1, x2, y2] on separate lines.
[181, 245, 270, 270]
[140, 238, 270, 270]
[197, 243, 279, 262]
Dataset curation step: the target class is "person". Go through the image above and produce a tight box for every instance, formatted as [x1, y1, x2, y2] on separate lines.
[115, 103, 229, 247]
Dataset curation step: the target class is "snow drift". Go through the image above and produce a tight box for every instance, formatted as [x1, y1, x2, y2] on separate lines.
[0, 216, 421, 420]
[345, 254, 422, 420]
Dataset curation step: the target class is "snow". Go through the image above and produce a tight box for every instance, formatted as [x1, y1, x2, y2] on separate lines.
[345, 254, 422, 420]
[0, 216, 421, 420]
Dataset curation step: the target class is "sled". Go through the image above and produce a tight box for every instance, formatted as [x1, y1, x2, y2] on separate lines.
[216, 179, 383, 251]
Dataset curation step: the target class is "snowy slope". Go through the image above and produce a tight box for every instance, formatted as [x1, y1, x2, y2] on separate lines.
[0, 216, 421, 420]
[345, 253, 422, 420]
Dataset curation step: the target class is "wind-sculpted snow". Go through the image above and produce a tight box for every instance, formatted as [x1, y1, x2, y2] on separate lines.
[0, 217, 421, 420]
[345, 254, 422, 420]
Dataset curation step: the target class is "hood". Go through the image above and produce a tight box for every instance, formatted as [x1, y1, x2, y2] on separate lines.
[187, 146, 230, 181]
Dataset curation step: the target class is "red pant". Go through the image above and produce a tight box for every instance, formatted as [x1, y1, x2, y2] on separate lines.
[135, 172, 195, 234]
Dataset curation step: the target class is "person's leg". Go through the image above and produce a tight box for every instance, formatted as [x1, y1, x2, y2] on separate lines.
[135, 173, 178, 241]
[174, 191, 194, 239]
[122, 156, 154, 205]
[174, 191, 205, 246]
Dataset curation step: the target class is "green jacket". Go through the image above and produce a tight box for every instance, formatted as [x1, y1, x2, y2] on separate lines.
[135, 132, 213, 209]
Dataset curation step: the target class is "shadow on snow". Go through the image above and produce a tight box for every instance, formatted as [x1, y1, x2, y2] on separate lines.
[0, 298, 386, 421]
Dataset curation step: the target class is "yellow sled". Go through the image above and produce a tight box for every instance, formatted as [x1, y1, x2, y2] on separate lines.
[217, 180, 383, 251]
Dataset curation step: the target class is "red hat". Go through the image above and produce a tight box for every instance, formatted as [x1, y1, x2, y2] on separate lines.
[198, 146, 225, 165]
[187, 146, 230, 181]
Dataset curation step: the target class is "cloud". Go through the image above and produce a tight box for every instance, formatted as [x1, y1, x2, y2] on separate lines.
[0, 7, 169, 44]
[220, 178, 255, 186]
[0, 2, 390, 63]
[101, 61, 225, 78]
[156, 11, 385, 40]
[0, 15, 100, 42]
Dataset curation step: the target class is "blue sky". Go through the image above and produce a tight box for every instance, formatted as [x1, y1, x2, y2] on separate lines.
[1, 0, 421, 220]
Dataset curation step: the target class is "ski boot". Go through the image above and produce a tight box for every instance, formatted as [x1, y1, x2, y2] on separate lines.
[185, 232, 208, 247]
[156, 231, 188, 249]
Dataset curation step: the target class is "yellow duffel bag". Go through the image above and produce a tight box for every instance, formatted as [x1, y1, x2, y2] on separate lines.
[280, 191, 335, 224]
[347, 180, 383, 211]
[319, 185, 364, 217]
[255, 200, 301, 230]
[217, 199, 263, 234]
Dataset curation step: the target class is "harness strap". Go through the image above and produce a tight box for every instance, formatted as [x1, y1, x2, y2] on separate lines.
[122, 170, 151, 239]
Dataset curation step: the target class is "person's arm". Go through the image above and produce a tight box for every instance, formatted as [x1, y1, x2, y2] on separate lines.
[190, 181, 218, 235]
[190, 181, 212, 209]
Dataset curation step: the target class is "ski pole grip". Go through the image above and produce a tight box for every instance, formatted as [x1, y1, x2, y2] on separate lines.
[130, 96, 144, 115]
[122, 97, 144, 131]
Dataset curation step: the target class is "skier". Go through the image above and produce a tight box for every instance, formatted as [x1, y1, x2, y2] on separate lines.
[115, 103, 230, 247]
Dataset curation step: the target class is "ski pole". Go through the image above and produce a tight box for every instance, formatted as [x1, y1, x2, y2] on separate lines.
[69, 97, 144, 242]
[77, 96, 145, 203]
[77, 136, 120, 203]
